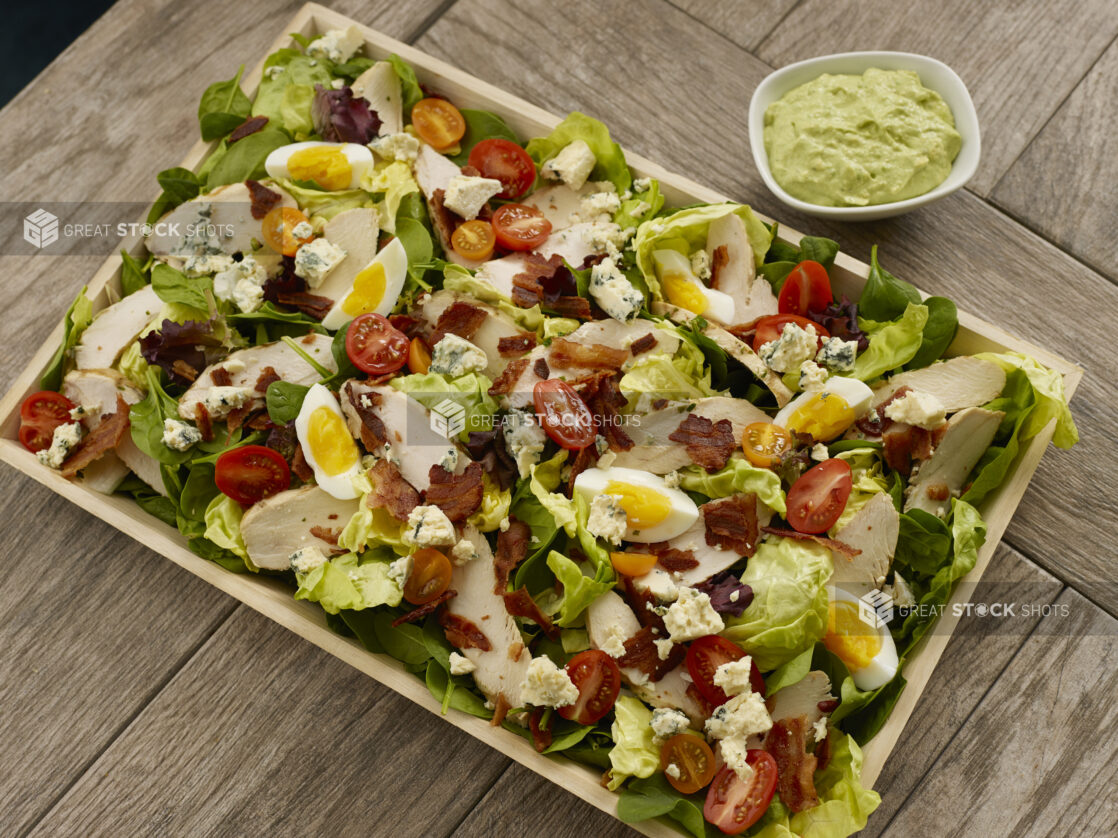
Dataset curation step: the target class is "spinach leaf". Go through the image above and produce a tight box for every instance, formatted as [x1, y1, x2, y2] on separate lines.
[227, 301, 326, 335]
[332, 57, 375, 81]
[425, 661, 492, 718]
[128, 489, 178, 528]
[319, 327, 358, 387]
[120, 250, 150, 296]
[759, 234, 840, 291]
[859, 245, 922, 321]
[40, 286, 93, 390]
[339, 609, 385, 653]
[156, 167, 202, 204]
[906, 295, 958, 369]
[198, 65, 252, 141]
[617, 775, 711, 838]
[395, 216, 434, 286]
[371, 611, 430, 665]
[448, 109, 520, 165]
[799, 235, 840, 268]
[179, 461, 219, 523]
[387, 54, 423, 113]
[206, 127, 291, 188]
[266, 381, 309, 424]
[187, 536, 249, 572]
[151, 262, 211, 310]
[129, 368, 191, 465]
[961, 369, 1036, 506]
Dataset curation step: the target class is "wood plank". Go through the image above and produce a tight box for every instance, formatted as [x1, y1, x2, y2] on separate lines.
[0, 471, 235, 835]
[882, 586, 1118, 835]
[991, 38, 1118, 283]
[755, 0, 1118, 195]
[667, 0, 799, 51]
[25, 607, 511, 838]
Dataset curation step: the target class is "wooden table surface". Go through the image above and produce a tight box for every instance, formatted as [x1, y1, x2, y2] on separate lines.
[2, 1, 1116, 836]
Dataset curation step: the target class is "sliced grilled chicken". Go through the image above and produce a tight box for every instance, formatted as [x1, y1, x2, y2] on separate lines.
[522, 183, 592, 231]
[446, 524, 533, 714]
[705, 212, 777, 325]
[473, 253, 530, 299]
[414, 143, 461, 199]
[350, 61, 402, 135]
[75, 453, 131, 494]
[145, 182, 296, 265]
[766, 670, 833, 744]
[632, 668, 707, 729]
[565, 318, 681, 365]
[117, 435, 167, 496]
[667, 499, 772, 587]
[414, 290, 526, 379]
[870, 357, 1006, 413]
[905, 407, 1004, 517]
[831, 493, 899, 593]
[240, 485, 359, 570]
[178, 334, 336, 422]
[536, 221, 606, 266]
[74, 285, 161, 370]
[318, 207, 381, 302]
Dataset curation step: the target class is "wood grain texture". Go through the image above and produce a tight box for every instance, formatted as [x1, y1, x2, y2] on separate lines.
[667, 0, 800, 51]
[755, 0, 1118, 195]
[25, 607, 512, 838]
[991, 38, 1118, 281]
[0, 470, 235, 836]
[882, 586, 1118, 836]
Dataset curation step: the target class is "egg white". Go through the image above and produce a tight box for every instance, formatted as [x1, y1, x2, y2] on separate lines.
[573, 466, 699, 543]
[773, 375, 873, 441]
[652, 249, 735, 323]
[264, 141, 373, 190]
[826, 586, 899, 691]
[294, 383, 362, 499]
[321, 237, 409, 331]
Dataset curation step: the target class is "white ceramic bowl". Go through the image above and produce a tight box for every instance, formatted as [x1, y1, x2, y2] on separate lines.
[748, 51, 981, 221]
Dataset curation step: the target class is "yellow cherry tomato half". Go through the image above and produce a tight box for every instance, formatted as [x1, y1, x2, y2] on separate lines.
[741, 422, 792, 468]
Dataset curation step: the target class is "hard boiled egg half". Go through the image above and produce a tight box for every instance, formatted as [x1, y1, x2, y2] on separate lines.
[822, 586, 899, 691]
[773, 376, 873, 442]
[321, 237, 408, 331]
[265, 141, 373, 191]
[573, 466, 698, 543]
[653, 249, 735, 324]
[295, 383, 362, 499]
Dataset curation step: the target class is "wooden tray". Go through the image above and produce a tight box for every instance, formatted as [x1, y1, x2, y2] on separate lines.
[0, 5, 1083, 835]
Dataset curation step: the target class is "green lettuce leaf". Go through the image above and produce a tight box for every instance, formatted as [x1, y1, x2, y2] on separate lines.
[252, 50, 332, 130]
[361, 160, 420, 232]
[389, 370, 498, 441]
[616, 178, 664, 231]
[975, 351, 1078, 448]
[294, 551, 403, 614]
[279, 177, 373, 221]
[529, 451, 577, 537]
[203, 494, 255, 570]
[525, 112, 632, 193]
[607, 696, 659, 790]
[777, 733, 880, 838]
[468, 472, 511, 532]
[545, 550, 614, 627]
[442, 264, 544, 330]
[619, 353, 715, 402]
[339, 471, 408, 555]
[852, 303, 929, 381]
[205, 127, 291, 188]
[40, 286, 93, 390]
[678, 456, 787, 516]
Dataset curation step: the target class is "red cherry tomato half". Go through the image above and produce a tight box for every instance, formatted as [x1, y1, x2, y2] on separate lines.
[214, 445, 291, 506]
[491, 203, 552, 251]
[685, 635, 764, 708]
[777, 260, 833, 316]
[703, 752, 779, 835]
[345, 313, 410, 376]
[468, 138, 536, 199]
[786, 458, 853, 534]
[752, 314, 829, 354]
[532, 378, 596, 450]
[558, 649, 621, 725]
[19, 391, 77, 452]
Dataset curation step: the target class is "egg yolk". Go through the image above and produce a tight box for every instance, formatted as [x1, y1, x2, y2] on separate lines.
[307, 406, 359, 475]
[287, 146, 353, 191]
[823, 599, 882, 671]
[785, 391, 856, 441]
[341, 262, 387, 317]
[604, 481, 672, 530]
[662, 272, 707, 315]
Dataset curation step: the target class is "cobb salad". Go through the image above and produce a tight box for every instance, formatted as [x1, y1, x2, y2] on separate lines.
[18, 26, 1079, 838]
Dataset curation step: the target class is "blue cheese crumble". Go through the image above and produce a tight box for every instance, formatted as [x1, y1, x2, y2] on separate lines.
[307, 26, 364, 63]
[369, 132, 420, 163]
[37, 422, 82, 468]
[443, 175, 503, 220]
[294, 237, 347, 289]
[203, 386, 254, 418]
[884, 388, 947, 429]
[518, 656, 579, 708]
[290, 545, 329, 575]
[162, 418, 202, 451]
[403, 505, 456, 548]
[759, 322, 819, 374]
[541, 139, 596, 190]
[816, 336, 858, 371]
[663, 586, 724, 643]
[429, 334, 487, 377]
[387, 555, 412, 588]
[502, 408, 547, 477]
[449, 652, 476, 676]
[713, 657, 755, 698]
[589, 256, 643, 322]
[650, 708, 690, 741]
[587, 494, 628, 546]
[690, 250, 712, 281]
[213, 255, 268, 313]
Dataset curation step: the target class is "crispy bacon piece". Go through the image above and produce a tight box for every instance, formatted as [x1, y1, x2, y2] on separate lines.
[629, 333, 657, 356]
[171, 359, 199, 382]
[254, 365, 281, 393]
[815, 728, 833, 772]
[231, 117, 269, 144]
[245, 177, 280, 218]
[245, 411, 273, 431]
[703, 494, 759, 557]
[463, 429, 517, 491]
[441, 611, 492, 651]
[502, 588, 560, 640]
[533, 357, 550, 380]
[309, 525, 341, 545]
[709, 244, 730, 290]
[432, 301, 487, 344]
[195, 403, 214, 442]
[761, 526, 861, 559]
[528, 707, 552, 752]
[565, 444, 599, 497]
[616, 626, 685, 681]
[210, 367, 233, 387]
[367, 458, 420, 519]
[511, 253, 566, 308]
[391, 589, 457, 627]
[275, 291, 333, 321]
[857, 385, 911, 438]
[619, 575, 668, 633]
[345, 385, 387, 450]
[489, 692, 511, 727]
[429, 189, 459, 250]
[646, 542, 700, 572]
[497, 333, 537, 357]
[488, 358, 528, 396]
[926, 483, 951, 501]
[550, 296, 593, 319]
[573, 371, 633, 452]
[291, 445, 314, 482]
[425, 461, 484, 523]
[226, 403, 253, 432]
[766, 716, 821, 813]
[669, 413, 736, 472]
[60, 395, 129, 479]
[495, 518, 531, 592]
[389, 313, 423, 338]
[548, 337, 628, 370]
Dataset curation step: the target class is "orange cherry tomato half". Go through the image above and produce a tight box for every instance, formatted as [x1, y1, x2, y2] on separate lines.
[262, 206, 313, 257]
[703, 753, 779, 834]
[451, 219, 496, 261]
[685, 635, 765, 708]
[786, 458, 853, 534]
[345, 313, 409, 376]
[532, 378, 596, 450]
[491, 203, 552, 252]
[558, 650, 621, 725]
[403, 547, 453, 605]
[752, 314, 829, 354]
[741, 422, 792, 469]
[467, 137, 536, 199]
[610, 551, 659, 577]
[777, 260, 833, 316]
[660, 734, 716, 795]
[411, 97, 466, 151]
[19, 390, 77, 452]
[215, 445, 291, 506]
[407, 336, 432, 374]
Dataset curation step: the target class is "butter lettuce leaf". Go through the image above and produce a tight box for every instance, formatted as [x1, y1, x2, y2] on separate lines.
[975, 351, 1078, 449]
[361, 160, 420, 232]
[294, 551, 403, 614]
[546, 550, 614, 627]
[852, 302, 928, 381]
[389, 369, 498, 441]
[203, 494, 255, 571]
[40, 286, 93, 391]
[529, 451, 577, 537]
[679, 455, 787, 516]
[525, 111, 631, 193]
[620, 353, 715, 402]
[607, 696, 659, 790]
[468, 472, 511, 532]
[442, 264, 544, 331]
[279, 177, 373, 221]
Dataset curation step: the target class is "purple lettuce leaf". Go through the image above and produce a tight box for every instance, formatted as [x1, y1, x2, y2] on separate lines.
[695, 572, 753, 617]
[806, 295, 870, 352]
[139, 319, 222, 386]
[311, 84, 380, 144]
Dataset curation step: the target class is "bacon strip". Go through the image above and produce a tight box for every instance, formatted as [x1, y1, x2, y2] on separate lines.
[245, 177, 280, 218]
[511, 253, 565, 308]
[195, 403, 214, 442]
[703, 494, 759, 557]
[254, 365, 281, 393]
[171, 359, 198, 382]
[441, 611, 491, 651]
[497, 333, 537, 357]
[345, 384, 387, 450]
[646, 542, 700, 572]
[669, 413, 735, 472]
[367, 458, 420, 520]
[619, 575, 668, 633]
[275, 291, 333, 321]
[616, 626, 686, 681]
[60, 395, 129, 479]
[548, 337, 628, 370]
[528, 707, 552, 753]
[709, 244, 730, 290]
[549, 296, 592, 319]
[629, 333, 657, 356]
[230, 116, 269, 144]
[429, 189, 459, 249]
[766, 716, 820, 813]
[761, 526, 861, 559]
[309, 525, 341, 545]
[432, 301, 487, 344]
[502, 588, 560, 640]
[245, 411, 273, 431]
[574, 371, 633, 452]
[291, 445, 314, 482]
[226, 403, 252, 432]
[565, 444, 599, 497]
[391, 589, 456, 627]
[882, 422, 934, 476]
[210, 367, 233, 387]
[532, 357, 550, 380]
[488, 358, 528, 396]
[495, 518, 531, 592]
[425, 461, 484, 523]
[489, 692, 511, 727]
